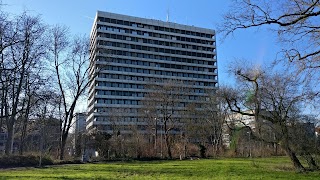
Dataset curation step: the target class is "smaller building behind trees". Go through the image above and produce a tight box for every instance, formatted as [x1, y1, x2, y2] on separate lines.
[0, 117, 60, 157]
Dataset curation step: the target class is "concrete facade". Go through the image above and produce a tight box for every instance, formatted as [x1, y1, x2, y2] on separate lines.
[87, 11, 217, 134]
[74, 113, 87, 134]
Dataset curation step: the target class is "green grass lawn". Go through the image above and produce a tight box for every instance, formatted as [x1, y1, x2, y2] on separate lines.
[0, 157, 319, 179]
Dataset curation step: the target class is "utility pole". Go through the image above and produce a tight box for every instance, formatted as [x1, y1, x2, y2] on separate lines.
[154, 118, 157, 150]
[160, 118, 163, 158]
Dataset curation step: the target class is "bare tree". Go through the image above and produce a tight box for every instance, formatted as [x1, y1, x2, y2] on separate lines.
[17, 74, 50, 155]
[0, 12, 47, 155]
[183, 94, 225, 158]
[142, 80, 188, 159]
[220, 63, 318, 171]
[219, 0, 320, 85]
[289, 114, 319, 170]
[48, 25, 92, 160]
[203, 94, 225, 157]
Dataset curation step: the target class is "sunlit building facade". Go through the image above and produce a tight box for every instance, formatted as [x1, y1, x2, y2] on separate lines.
[87, 11, 217, 134]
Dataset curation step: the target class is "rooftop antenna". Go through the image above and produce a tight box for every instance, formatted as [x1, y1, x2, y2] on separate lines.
[166, 8, 170, 22]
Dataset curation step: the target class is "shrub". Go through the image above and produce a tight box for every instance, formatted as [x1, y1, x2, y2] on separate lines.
[0, 155, 53, 168]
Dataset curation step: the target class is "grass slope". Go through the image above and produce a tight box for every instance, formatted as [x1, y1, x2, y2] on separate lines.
[0, 157, 319, 179]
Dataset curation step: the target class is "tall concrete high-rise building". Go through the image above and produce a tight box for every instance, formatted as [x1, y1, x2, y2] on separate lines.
[72, 113, 87, 156]
[87, 11, 217, 134]
[74, 113, 87, 134]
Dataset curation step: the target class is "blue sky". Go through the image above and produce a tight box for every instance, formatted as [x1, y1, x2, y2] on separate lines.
[1, 0, 280, 86]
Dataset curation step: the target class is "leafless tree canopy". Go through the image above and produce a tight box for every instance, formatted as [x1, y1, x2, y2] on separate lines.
[142, 80, 187, 159]
[219, 1, 320, 171]
[219, 0, 320, 71]
[220, 63, 318, 171]
[48, 25, 91, 160]
[0, 7, 91, 159]
[0, 10, 49, 155]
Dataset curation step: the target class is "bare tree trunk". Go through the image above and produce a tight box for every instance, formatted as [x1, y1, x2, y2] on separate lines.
[5, 74, 24, 155]
[59, 132, 68, 160]
[303, 153, 319, 170]
[19, 92, 31, 155]
[164, 119, 172, 159]
[283, 145, 305, 172]
[19, 116, 27, 155]
[5, 122, 14, 155]
[165, 134, 172, 159]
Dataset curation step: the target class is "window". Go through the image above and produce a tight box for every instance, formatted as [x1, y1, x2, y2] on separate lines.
[142, 46, 148, 51]
[132, 100, 138, 105]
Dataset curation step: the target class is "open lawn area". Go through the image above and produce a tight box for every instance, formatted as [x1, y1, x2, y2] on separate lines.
[0, 157, 319, 179]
